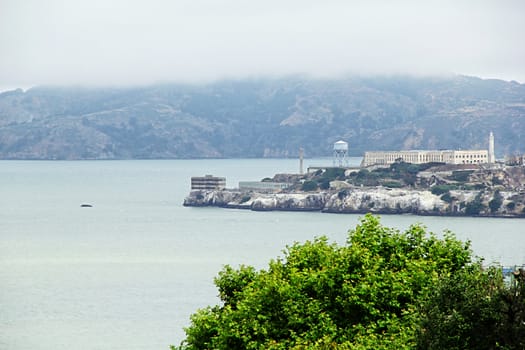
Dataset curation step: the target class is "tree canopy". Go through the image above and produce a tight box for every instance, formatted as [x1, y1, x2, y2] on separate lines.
[174, 214, 525, 349]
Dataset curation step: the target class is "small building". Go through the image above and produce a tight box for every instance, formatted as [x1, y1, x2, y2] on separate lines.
[505, 154, 525, 166]
[191, 175, 226, 190]
[239, 181, 291, 193]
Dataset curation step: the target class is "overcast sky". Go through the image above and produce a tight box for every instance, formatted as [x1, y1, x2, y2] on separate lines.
[1, 0, 524, 90]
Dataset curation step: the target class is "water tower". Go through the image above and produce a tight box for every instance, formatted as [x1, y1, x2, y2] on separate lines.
[333, 140, 349, 167]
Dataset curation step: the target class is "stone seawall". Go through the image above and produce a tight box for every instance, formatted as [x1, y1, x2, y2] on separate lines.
[183, 187, 525, 217]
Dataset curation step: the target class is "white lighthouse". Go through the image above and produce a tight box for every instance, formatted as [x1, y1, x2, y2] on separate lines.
[299, 147, 304, 175]
[488, 131, 495, 164]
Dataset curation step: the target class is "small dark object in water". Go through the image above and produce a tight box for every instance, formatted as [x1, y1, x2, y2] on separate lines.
[80, 204, 93, 208]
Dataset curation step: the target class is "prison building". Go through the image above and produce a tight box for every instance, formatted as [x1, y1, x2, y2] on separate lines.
[361, 150, 489, 167]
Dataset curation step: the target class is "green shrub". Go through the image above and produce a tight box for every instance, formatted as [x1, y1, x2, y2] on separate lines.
[381, 180, 404, 188]
[449, 170, 473, 182]
[488, 190, 503, 213]
[465, 193, 484, 215]
[322, 168, 346, 181]
[352, 169, 380, 186]
[431, 185, 455, 195]
[492, 176, 503, 185]
[319, 178, 331, 190]
[301, 180, 318, 191]
[441, 192, 454, 203]
[239, 195, 251, 204]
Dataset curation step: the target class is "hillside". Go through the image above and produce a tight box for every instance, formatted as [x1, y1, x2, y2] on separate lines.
[1, 75, 524, 159]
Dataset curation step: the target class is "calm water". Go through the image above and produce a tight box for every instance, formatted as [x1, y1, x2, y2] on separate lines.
[1, 159, 524, 350]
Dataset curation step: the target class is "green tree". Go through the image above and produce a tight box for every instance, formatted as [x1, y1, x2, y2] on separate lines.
[417, 265, 504, 349]
[500, 269, 525, 349]
[352, 169, 380, 187]
[319, 178, 331, 190]
[431, 184, 457, 195]
[301, 180, 318, 192]
[440, 192, 454, 203]
[175, 214, 474, 349]
[465, 193, 484, 215]
[489, 190, 503, 214]
[417, 265, 525, 350]
[322, 168, 346, 181]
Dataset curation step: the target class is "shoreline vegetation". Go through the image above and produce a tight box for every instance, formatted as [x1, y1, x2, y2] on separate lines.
[184, 162, 525, 218]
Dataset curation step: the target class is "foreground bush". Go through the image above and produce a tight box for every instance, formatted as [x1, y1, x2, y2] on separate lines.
[174, 214, 524, 349]
[417, 264, 525, 350]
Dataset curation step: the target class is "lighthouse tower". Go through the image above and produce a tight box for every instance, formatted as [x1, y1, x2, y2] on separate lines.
[299, 147, 304, 175]
[488, 132, 495, 164]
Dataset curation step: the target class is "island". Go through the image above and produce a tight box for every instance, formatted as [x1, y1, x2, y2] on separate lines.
[184, 161, 525, 218]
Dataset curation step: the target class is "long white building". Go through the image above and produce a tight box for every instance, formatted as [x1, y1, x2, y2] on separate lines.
[361, 132, 496, 167]
[361, 149, 489, 167]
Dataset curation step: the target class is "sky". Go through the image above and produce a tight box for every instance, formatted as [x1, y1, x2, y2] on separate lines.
[1, 0, 524, 90]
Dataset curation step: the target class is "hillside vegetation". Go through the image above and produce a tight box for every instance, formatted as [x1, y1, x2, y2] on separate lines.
[1, 75, 524, 159]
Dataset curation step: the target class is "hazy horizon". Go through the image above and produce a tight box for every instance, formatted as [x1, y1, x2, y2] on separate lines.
[1, 0, 525, 90]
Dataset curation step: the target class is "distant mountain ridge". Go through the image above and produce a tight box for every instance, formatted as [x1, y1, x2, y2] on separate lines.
[0, 75, 524, 159]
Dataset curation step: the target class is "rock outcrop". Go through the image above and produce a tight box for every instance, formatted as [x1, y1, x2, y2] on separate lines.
[323, 188, 444, 214]
[184, 187, 525, 218]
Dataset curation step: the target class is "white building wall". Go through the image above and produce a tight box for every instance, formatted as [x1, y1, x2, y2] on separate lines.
[362, 150, 488, 167]
[450, 150, 488, 164]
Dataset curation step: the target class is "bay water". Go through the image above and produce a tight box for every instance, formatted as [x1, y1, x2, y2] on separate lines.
[1, 158, 524, 349]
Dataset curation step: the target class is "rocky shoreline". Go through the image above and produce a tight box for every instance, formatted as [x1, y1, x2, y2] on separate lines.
[183, 187, 525, 218]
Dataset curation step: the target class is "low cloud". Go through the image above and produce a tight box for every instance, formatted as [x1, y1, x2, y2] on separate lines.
[1, 0, 524, 88]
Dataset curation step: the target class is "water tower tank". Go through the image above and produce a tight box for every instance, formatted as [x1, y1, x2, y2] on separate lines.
[333, 140, 348, 151]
